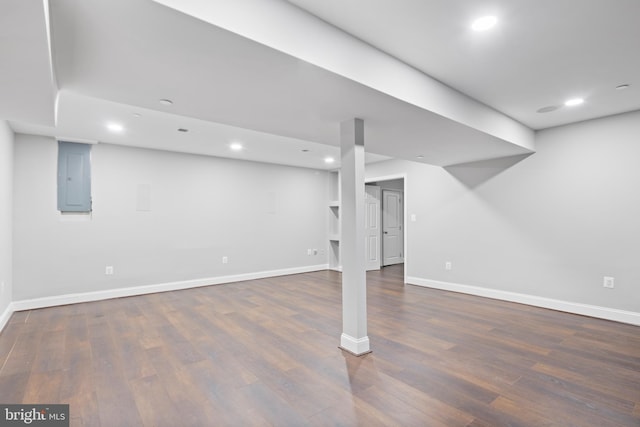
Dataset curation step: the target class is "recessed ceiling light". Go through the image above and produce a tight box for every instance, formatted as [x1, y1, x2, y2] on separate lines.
[416, 155, 424, 159]
[564, 98, 584, 107]
[301, 149, 310, 153]
[178, 128, 188, 132]
[616, 84, 631, 90]
[230, 142, 243, 151]
[159, 99, 173, 106]
[133, 113, 142, 118]
[324, 157, 335, 164]
[471, 16, 497, 31]
[106, 122, 124, 133]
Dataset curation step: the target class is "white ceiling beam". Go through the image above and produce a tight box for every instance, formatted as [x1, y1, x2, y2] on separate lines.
[0, 0, 56, 126]
[152, 0, 534, 151]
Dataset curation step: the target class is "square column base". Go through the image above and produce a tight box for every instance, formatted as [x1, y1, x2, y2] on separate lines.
[339, 333, 371, 356]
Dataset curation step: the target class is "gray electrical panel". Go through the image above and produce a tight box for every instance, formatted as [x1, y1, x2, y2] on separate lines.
[57, 141, 92, 212]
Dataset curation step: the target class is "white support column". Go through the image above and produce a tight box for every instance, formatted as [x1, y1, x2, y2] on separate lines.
[339, 118, 370, 356]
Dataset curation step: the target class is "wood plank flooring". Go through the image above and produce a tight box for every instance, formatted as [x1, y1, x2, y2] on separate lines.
[1, 265, 639, 426]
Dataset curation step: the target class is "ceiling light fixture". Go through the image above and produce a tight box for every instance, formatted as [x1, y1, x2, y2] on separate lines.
[178, 128, 188, 132]
[564, 98, 584, 107]
[230, 142, 243, 151]
[416, 155, 424, 159]
[471, 15, 497, 31]
[324, 157, 335, 164]
[133, 113, 142, 118]
[616, 84, 631, 90]
[106, 122, 124, 133]
[159, 99, 173, 106]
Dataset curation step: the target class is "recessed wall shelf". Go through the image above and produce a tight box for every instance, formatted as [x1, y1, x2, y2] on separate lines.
[328, 171, 341, 271]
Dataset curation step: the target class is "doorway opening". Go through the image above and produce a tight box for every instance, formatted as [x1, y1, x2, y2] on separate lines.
[381, 187, 404, 267]
[365, 175, 406, 281]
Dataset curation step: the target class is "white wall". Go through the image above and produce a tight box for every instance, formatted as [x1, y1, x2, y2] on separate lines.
[13, 135, 329, 300]
[0, 121, 13, 318]
[366, 110, 640, 317]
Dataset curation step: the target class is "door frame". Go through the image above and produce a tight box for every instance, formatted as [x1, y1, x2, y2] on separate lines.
[365, 173, 408, 284]
[365, 185, 381, 271]
[381, 188, 404, 267]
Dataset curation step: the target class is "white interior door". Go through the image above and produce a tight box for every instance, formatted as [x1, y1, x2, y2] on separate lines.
[383, 189, 404, 266]
[365, 185, 381, 271]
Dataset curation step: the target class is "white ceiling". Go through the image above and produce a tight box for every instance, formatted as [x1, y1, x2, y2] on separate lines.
[2, 0, 639, 169]
[287, 0, 640, 130]
[10, 91, 392, 169]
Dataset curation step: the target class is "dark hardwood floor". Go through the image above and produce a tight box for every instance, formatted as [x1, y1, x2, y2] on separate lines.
[1, 265, 639, 426]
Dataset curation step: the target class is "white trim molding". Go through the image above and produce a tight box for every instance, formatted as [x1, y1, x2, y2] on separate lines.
[407, 276, 640, 326]
[0, 302, 15, 333]
[10, 264, 329, 314]
[340, 333, 371, 356]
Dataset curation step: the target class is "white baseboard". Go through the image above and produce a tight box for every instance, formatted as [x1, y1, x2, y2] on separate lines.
[10, 264, 329, 313]
[0, 302, 14, 333]
[407, 276, 640, 326]
[340, 333, 371, 356]
[6, 268, 636, 334]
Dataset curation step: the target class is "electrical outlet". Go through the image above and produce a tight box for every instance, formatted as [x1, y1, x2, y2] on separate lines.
[222, 256, 228, 264]
[105, 266, 114, 275]
[603, 276, 615, 288]
[313, 249, 318, 255]
[445, 261, 452, 271]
